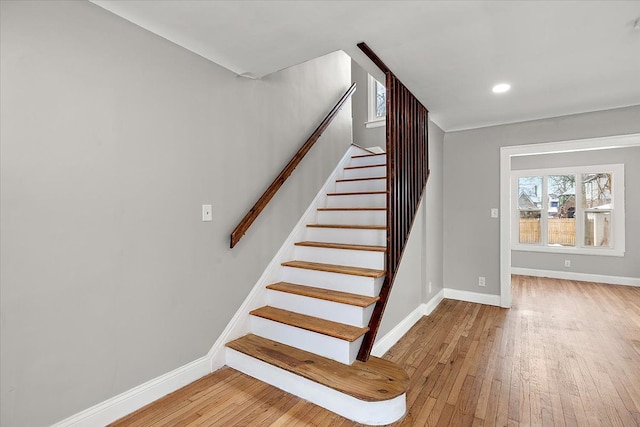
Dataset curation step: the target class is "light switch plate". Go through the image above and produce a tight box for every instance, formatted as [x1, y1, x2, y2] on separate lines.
[491, 208, 499, 218]
[202, 204, 212, 221]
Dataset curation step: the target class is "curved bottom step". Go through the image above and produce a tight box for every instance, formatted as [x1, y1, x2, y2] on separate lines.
[226, 334, 408, 425]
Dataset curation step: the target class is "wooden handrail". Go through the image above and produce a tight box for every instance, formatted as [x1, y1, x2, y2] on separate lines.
[230, 82, 357, 248]
[356, 43, 430, 362]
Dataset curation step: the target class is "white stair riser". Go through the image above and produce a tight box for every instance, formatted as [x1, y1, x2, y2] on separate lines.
[294, 245, 384, 270]
[250, 316, 362, 364]
[343, 165, 386, 180]
[266, 290, 375, 327]
[226, 349, 407, 425]
[305, 227, 386, 246]
[349, 155, 387, 167]
[326, 193, 386, 208]
[280, 267, 384, 297]
[335, 179, 386, 193]
[317, 210, 386, 226]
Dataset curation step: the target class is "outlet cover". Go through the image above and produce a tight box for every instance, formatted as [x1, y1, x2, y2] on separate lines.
[564, 260, 571, 268]
[478, 276, 486, 287]
[491, 208, 499, 218]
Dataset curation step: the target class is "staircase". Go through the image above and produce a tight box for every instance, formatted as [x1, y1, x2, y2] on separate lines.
[225, 148, 409, 425]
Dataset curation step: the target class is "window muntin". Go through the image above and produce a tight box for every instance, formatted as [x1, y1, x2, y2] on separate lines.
[511, 164, 624, 256]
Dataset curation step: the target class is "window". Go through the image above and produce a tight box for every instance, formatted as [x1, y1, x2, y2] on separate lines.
[365, 74, 386, 128]
[511, 164, 625, 256]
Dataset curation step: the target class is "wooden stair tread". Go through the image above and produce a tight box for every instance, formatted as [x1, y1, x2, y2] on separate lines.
[295, 241, 385, 252]
[282, 260, 385, 278]
[266, 282, 379, 307]
[344, 163, 386, 170]
[226, 334, 408, 402]
[335, 176, 386, 182]
[327, 191, 387, 196]
[306, 223, 386, 230]
[250, 306, 368, 341]
[317, 207, 385, 211]
[351, 153, 386, 159]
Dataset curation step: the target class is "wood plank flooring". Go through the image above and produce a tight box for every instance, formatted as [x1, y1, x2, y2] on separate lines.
[110, 276, 640, 426]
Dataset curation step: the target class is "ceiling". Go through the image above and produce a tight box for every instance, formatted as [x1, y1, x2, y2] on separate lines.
[91, 0, 640, 131]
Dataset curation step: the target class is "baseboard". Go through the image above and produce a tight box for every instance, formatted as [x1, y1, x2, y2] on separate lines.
[51, 356, 210, 427]
[511, 267, 640, 287]
[371, 289, 444, 357]
[443, 288, 501, 307]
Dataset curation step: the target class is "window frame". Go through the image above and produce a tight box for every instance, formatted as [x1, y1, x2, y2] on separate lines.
[365, 74, 386, 129]
[511, 163, 625, 257]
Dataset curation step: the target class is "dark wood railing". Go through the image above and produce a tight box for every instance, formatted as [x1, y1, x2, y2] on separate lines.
[230, 83, 356, 248]
[356, 43, 430, 362]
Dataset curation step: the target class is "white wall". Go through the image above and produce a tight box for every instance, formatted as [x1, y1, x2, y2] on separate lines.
[0, 1, 352, 425]
[443, 105, 640, 295]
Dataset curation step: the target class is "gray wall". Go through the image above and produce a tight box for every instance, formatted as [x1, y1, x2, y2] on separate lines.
[424, 123, 445, 299]
[443, 105, 640, 295]
[0, 2, 352, 426]
[511, 147, 640, 277]
[378, 121, 444, 337]
[351, 60, 386, 149]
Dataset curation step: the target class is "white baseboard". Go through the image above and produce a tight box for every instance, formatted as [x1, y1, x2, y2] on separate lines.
[511, 267, 640, 287]
[371, 289, 444, 357]
[51, 356, 210, 427]
[443, 288, 502, 307]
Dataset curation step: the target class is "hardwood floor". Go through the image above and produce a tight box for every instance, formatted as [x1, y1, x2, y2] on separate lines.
[110, 276, 640, 426]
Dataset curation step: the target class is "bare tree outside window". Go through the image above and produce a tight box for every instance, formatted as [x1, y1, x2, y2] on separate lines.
[375, 80, 386, 118]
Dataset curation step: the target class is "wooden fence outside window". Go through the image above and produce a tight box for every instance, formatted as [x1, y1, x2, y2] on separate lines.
[519, 218, 576, 246]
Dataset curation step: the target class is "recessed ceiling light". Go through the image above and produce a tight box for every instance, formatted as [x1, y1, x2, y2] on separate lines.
[492, 83, 511, 94]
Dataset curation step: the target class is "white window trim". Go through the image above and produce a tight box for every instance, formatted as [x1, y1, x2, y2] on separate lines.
[511, 164, 625, 257]
[365, 74, 385, 128]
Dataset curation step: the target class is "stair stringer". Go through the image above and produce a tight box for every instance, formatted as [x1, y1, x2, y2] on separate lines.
[207, 144, 372, 370]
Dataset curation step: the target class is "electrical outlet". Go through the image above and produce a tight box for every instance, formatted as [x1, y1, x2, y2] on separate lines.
[564, 260, 571, 268]
[478, 276, 486, 287]
[202, 204, 212, 221]
[491, 208, 499, 218]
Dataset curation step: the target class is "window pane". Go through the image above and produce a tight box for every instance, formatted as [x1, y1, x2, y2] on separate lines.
[547, 175, 575, 246]
[519, 210, 541, 244]
[582, 173, 612, 209]
[375, 80, 386, 117]
[584, 211, 612, 247]
[518, 176, 542, 210]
